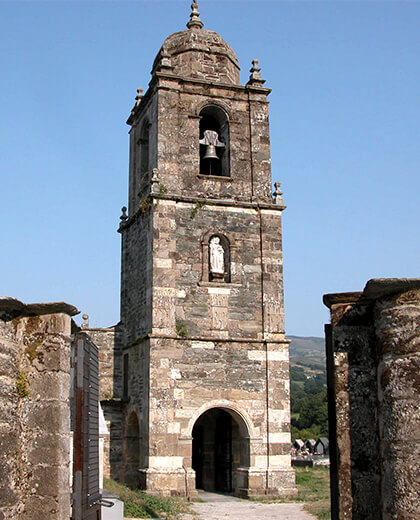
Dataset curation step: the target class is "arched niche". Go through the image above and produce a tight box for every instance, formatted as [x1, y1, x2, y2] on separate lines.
[201, 231, 234, 283]
[199, 105, 230, 177]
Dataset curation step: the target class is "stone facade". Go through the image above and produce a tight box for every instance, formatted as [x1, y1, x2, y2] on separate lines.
[324, 278, 420, 520]
[113, 5, 296, 497]
[0, 298, 77, 520]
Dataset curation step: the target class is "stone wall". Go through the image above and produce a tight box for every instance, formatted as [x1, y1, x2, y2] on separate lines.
[150, 77, 273, 205]
[148, 199, 285, 340]
[120, 209, 153, 346]
[0, 298, 77, 520]
[84, 326, 120, 401]
[127, 95, 158, 216]
[324, 279, 420, 520]
[117, 194, 295, 496]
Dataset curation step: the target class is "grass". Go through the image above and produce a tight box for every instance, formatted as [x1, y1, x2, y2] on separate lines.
[295, 466, 331, 519]
[249, 466, 330, 520]
[104, 467, 331, 520]
[103, 478, 194, 519]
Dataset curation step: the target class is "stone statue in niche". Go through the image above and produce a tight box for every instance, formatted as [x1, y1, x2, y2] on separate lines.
[209, 237, 225, 278]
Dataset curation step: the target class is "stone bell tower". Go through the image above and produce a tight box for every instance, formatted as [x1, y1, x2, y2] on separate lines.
[117, 2, 296, 497]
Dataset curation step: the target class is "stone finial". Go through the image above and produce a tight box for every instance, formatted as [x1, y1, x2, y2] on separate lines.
[187, 1, 204, 29]
[150, 168, 160, 194]
[82, 313, 89, 329]
[273, 182, 284, 205]
[247, 59, 266, 86]
[120, 206, 128, 222]
[159, 45, 173, 70]
[135, 88, 143, 107]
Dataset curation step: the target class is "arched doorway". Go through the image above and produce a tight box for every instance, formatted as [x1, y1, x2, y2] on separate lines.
[192, 408, 250, 493]
[123, 412, 140, 488]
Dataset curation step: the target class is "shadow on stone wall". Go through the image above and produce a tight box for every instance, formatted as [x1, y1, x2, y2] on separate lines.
[324, 279, 420, 520]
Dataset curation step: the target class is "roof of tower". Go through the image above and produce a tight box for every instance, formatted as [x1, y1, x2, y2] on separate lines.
[152, 2, 240, 85]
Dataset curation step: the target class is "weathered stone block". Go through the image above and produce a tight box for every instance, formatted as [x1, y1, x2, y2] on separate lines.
[22, 401, 70, 433]
[379, 398, 420, 440]
[379, 354, 420, 401]
[27, 433, 69, 466]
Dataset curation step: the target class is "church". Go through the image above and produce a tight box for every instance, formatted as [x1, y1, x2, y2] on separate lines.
[99, 1, 296, 498]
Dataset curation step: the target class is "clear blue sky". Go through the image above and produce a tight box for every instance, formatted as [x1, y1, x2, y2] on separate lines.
[1, 1, 418, 336]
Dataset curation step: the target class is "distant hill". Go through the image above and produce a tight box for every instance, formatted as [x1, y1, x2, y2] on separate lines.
[287, 336, 326, 376]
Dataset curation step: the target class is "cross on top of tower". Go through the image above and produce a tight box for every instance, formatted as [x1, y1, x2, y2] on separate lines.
[187, 1, 204, 29]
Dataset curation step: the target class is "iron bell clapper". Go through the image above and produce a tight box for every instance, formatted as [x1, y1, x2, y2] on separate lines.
[203, 144, 219, 161]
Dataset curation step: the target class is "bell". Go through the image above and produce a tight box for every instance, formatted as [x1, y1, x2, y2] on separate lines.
[203, 144, 219, 161]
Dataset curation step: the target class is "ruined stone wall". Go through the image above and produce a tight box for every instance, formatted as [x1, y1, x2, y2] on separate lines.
[325, 297, 380, 519]
[0, 300, 76, 520]
[374, 288, 420, 520]
[0, 316, 21, 520]
[324, 279, 420, 520]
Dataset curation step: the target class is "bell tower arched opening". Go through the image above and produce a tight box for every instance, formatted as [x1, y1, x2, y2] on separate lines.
[192, 407, 250, 493]
[199, 105, 230, 177]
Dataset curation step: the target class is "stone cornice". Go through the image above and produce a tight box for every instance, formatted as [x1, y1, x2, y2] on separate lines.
[323, 278, 420, 309]
[127, 72, 271, 125]
[124, 332, 290, 349]
[154, 71, 271, 95]
[0, 297, 79, 317]
[119, 194, 286, 232]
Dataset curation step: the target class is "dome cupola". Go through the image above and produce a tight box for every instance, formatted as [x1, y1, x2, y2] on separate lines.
[152, 2, 240, 85]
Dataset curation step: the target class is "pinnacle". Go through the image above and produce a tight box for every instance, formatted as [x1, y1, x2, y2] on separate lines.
[187, 1, 204, 29]
[247, 59, 266, 86]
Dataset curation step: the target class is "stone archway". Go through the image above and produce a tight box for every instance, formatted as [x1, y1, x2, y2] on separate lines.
[192, 407, 250, 494]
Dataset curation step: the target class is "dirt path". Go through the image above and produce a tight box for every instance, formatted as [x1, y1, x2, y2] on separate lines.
[180, 491, 317, 520]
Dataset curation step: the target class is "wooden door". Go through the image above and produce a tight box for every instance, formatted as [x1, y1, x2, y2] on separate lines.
[72, 332, 101, 520]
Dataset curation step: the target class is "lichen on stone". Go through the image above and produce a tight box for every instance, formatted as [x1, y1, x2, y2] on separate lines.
[16, 371, 30, 399]
[24, 337, 43, 363]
